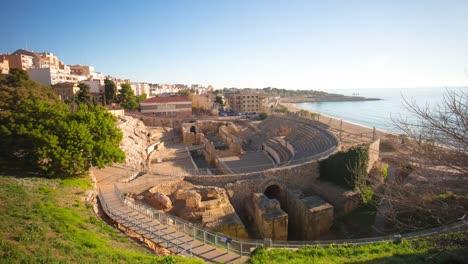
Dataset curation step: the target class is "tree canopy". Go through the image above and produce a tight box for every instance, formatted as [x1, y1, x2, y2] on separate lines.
[0, 70, 125, 177]
[77, 83, 94, 106]
[118, 83, 138, 110]
[104, 78, 117, 104]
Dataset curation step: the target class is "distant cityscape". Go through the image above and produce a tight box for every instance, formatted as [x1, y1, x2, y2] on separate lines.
[0, 48, 216, 96]
[0, 48, 273, 118]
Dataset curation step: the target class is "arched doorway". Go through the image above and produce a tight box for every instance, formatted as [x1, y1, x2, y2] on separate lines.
[190, 126, 196, 134]
[264, 185, 281, 201]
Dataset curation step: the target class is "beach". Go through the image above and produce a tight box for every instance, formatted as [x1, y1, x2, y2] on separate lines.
[282, 103, 392, 140]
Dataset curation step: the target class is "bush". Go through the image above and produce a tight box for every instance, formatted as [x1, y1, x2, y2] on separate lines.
[259, 112, 268, 120]
[380, 136, 399, 152]
[381, 165, 388, 180]
[320, 145, 370, 189]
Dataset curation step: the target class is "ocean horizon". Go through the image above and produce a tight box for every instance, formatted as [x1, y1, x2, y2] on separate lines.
[294, 87, 466, 132]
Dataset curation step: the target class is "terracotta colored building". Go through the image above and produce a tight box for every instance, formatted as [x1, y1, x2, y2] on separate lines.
[2, 53, 33, 70]
[140, 96, 192, 117]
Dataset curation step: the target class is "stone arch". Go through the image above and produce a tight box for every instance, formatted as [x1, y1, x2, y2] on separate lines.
[258, 179, 285, 194]
[258, 180, 287, 209]
[264, 185, 281, 200]
[190, 126, 196, 134]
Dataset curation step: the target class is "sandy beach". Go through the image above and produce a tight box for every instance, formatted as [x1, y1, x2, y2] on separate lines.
[282, 103, 392, 140]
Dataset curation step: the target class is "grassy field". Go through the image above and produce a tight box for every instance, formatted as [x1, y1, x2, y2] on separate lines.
[248, 232, 468, 264]
[0, 173, 202, 264]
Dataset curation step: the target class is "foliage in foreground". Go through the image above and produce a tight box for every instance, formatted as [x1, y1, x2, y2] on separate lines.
[249, 231, 468, 264]
[0, 174, 201, 264]
[0, 69, 125, 177]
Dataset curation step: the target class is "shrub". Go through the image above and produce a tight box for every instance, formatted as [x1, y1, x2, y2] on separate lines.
[381, 165, 388, 180]
[320, 145, 370, 189]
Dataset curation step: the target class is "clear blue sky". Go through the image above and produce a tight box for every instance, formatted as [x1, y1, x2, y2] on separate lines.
[1, 0, 467, 89]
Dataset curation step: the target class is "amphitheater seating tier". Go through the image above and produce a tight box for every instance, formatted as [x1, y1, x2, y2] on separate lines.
[258, 115, 338, 163]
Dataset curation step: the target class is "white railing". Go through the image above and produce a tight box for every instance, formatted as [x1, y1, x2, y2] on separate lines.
[99, 188, 193, 257]
[108, 185, 468, 257]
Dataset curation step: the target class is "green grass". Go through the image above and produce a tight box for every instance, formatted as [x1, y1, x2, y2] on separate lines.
[0, 174, 202, 264]
[248, 232, 468, 264]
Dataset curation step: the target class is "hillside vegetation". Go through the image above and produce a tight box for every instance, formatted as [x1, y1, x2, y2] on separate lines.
[0, 171, 201, 264]
[249, 231, 467, 264]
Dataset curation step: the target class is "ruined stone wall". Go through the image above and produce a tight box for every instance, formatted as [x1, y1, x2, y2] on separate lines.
[368, 138, 380, 172]
[117, 115, 149, 170]
[286, 193, 334, 240]
[215, 158, 234, 174]
[219, 125, 244, 155]
[309, 182, 361, 217]
[251, 193, 288, 240]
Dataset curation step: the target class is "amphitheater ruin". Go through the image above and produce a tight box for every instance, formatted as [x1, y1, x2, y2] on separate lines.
[95, 113, 382, 260]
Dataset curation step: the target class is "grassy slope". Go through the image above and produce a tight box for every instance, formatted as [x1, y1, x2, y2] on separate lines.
[0, 174, 202, 264]
[249, 232, 468, 264]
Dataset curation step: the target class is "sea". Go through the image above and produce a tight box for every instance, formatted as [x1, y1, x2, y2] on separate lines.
[294, 87, 466, 133]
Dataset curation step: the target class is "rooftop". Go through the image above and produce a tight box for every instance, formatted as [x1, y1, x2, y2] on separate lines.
[141, 96, 191, 104]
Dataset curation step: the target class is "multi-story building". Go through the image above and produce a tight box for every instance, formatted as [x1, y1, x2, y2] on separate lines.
[12, 49, 59, 69]
[80, 79, 105, 94]
[52, 82, 80, 101]
[131, 82, 149, 96]
[0, 55, 9, 74]
[27, 65, 79, 85]
[140, 96, 192, 117]
[7, 49, 82, 85]
[69, 64, 94, 78]
[2, 53, 33, 70]
[226, 92, 265, 113]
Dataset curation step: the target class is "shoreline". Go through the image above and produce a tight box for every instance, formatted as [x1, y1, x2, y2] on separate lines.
[281, 96, 382, 104]
[282, 103, 394, 138]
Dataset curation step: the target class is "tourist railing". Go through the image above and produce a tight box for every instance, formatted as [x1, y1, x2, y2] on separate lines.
[108, 185, 467, 256]
[98, 188, 193, 257]
[113, 184, 262, 256]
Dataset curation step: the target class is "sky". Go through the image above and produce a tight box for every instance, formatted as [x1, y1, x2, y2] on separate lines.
[1, 0, 467, 90]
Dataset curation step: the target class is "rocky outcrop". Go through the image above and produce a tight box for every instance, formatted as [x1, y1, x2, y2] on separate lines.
[147, 191, 173, 211]
[117, 115, 149, 170]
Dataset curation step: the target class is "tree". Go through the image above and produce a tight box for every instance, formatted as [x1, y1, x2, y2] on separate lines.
[178, 89, 193, 99]
[215, 95, 223, 105]
[118, 83, 138, 110]
[77, 83, 93, 106]
[0, 69, 59, 120]
[104, 78, 117, 104]
[375, 89, 467, 231]
[1, 68, 31, 87]
[0, 71, 125, 177]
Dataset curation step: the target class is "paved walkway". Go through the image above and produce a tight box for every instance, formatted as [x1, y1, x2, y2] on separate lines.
[94, 167, 247, 263]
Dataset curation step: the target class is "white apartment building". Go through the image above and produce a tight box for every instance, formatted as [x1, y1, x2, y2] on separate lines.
[131, 82, 149, 96]
[27, 66, 80, 85]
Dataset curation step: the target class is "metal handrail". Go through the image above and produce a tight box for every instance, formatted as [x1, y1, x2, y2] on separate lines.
[111, 184, 468, 256]
[113, 184, 262, 256]
[99, 188, 193, 257]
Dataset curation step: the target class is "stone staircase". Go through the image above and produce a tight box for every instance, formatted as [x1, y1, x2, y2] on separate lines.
[99, 184, 247, 263]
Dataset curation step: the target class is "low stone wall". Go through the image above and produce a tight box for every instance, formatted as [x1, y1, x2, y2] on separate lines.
[251, 193, 288, 240]
[262, 144, 281, 164]
[367, 138, 380, 172]
[108, 109, 125, 116]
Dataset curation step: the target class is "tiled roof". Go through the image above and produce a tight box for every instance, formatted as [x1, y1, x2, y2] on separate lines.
[141, 96, 191, 104]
